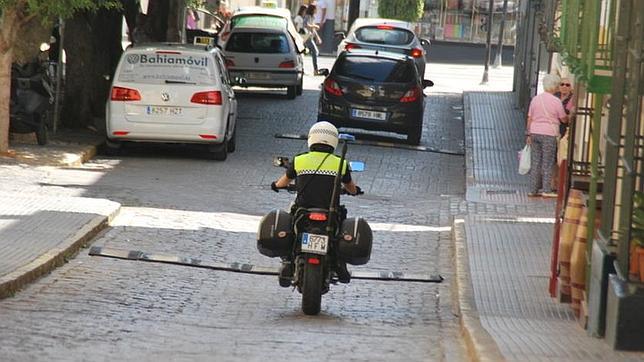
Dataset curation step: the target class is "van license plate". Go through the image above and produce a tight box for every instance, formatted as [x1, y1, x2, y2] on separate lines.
[301, 233, 328, 255]
[146, 106, 183, 115]
[351, 109, 386, 121]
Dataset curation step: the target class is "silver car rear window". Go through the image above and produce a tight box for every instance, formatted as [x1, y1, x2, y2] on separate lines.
[355, 27, 414, 46]
[117, 51, 218, 85]
[226, 33, 290, 54]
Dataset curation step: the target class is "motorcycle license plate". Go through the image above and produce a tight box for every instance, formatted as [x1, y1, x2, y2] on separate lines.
[301, 233, 328, 255]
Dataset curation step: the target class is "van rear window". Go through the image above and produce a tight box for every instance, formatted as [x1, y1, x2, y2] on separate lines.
[226, 33, 290, 54]
[117, 52, 218, 85]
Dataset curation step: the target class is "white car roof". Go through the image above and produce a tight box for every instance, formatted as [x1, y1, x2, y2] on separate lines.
[232, 6, 292, 18]
[127, 42, 216, 53]
[350, 18, 413, 31]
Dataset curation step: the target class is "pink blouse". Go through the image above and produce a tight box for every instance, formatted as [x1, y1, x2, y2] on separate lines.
[528, 92, 566, 136]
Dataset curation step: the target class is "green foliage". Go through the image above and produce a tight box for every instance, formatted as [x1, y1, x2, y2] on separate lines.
[377, 0, 424, 23]
[0, 0, 121, 23]
[632, 191, 644, 247]
[188, 1, 218, 14]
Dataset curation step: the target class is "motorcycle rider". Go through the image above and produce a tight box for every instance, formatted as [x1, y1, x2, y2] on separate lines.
[271, 121, 361, 285]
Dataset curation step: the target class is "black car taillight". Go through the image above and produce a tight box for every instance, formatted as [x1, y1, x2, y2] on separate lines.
[344, 43, 361, 51]
[400, 86, 421, 103]
[410, 48, 423, 58]
[324, 78, 343, 96]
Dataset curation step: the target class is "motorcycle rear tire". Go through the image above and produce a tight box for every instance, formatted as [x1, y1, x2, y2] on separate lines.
[301, 261, 323, 315]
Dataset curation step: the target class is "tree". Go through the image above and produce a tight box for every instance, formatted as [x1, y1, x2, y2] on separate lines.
[377, 0, 424, 23]
[0, 0, 119, 154]
[61, 8, 124, 129]
[61, 0, 191, 132]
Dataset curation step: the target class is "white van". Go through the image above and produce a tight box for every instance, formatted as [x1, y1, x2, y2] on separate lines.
[105, 43, 237, 160]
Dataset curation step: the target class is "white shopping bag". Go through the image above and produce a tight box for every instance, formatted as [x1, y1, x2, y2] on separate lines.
[518, 144, 531, 175]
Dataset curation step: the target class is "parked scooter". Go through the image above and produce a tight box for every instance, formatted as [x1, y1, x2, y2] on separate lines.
[257, 134, 372, 315]
[10, 43, 55, 145]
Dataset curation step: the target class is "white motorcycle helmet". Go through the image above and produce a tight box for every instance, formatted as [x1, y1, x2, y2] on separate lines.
[308, 121, 339, 151]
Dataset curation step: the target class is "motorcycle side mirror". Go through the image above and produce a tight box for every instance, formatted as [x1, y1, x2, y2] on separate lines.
[349, 161, 365, 172]
[39, 43, 50, 52]
[422, 79, 434, 88]
[273, 156, 289, 168]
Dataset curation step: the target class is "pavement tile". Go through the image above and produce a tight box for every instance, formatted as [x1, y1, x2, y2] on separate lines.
[0, 192, 120, 298]
[459, 91, 644, 361]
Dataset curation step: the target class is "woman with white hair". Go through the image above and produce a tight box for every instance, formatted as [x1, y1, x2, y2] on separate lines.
[525, 74, 569, 197]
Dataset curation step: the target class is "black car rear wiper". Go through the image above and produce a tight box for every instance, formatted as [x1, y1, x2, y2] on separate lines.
[343, 73, 374, 81]
[165, 80, 197, 84]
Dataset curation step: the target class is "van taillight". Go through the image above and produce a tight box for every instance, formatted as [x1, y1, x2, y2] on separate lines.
[400, 87, 421, 103]
[308, 212, 328, 221]
[410, 48, 423, 58]
[279, 60, 295, 68]
[323, 79, 342, 96]
[191, 91, 222, 105]
[111, 87, 141, 101]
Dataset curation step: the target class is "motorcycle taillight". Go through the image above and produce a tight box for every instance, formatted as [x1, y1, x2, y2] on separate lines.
[308, 212, 328, 221]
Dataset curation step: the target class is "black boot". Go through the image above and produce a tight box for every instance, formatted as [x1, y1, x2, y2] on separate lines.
[335, 261, 350, 284]
[278, 260, 293, 288]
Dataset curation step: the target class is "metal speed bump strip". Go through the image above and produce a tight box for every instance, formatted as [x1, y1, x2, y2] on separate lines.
[89, 246, 443, 283]
[275, 133, 464, 156]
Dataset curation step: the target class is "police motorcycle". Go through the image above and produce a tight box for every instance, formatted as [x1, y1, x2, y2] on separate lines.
[9, 42, 55, 146]
[257, 134, 372, 315]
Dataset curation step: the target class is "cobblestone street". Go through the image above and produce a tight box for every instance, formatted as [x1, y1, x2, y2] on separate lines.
[0, 57, 475, 361]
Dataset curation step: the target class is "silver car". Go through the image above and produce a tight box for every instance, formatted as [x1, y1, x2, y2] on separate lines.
[336, 18, 430, 80]
[223, 26, 304, 99]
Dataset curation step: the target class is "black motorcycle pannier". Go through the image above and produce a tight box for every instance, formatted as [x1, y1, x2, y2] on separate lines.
[257, 210, 294, 257]
[337, 217, 372, 265]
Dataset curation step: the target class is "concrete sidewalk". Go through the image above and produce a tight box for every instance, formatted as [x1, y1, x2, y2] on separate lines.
[0, 130, 121, 299]
[457, 92, 644, 361]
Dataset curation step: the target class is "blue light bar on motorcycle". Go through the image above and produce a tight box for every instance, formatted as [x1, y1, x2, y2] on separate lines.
[338, 133, 355, 141]
[349, 161, 365, 172]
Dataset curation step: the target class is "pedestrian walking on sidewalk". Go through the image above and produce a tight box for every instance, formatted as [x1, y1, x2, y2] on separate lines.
[525, 74, 568, 198]
[303, 4, 322, 75]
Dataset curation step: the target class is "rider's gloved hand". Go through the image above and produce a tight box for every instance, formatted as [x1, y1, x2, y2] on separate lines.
[354, 186, 364, 195]
[271, 181, 280, 193]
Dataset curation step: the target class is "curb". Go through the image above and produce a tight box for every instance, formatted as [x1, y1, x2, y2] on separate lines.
[11, 144, 98, 167]
[0, 204, 121, 300]
[452, 218, 506, 362]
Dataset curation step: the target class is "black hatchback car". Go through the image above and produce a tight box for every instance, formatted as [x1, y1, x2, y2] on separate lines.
[317, 49, 433, 145]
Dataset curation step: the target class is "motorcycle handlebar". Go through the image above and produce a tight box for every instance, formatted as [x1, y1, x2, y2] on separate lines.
[271, 184, 363, 195]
